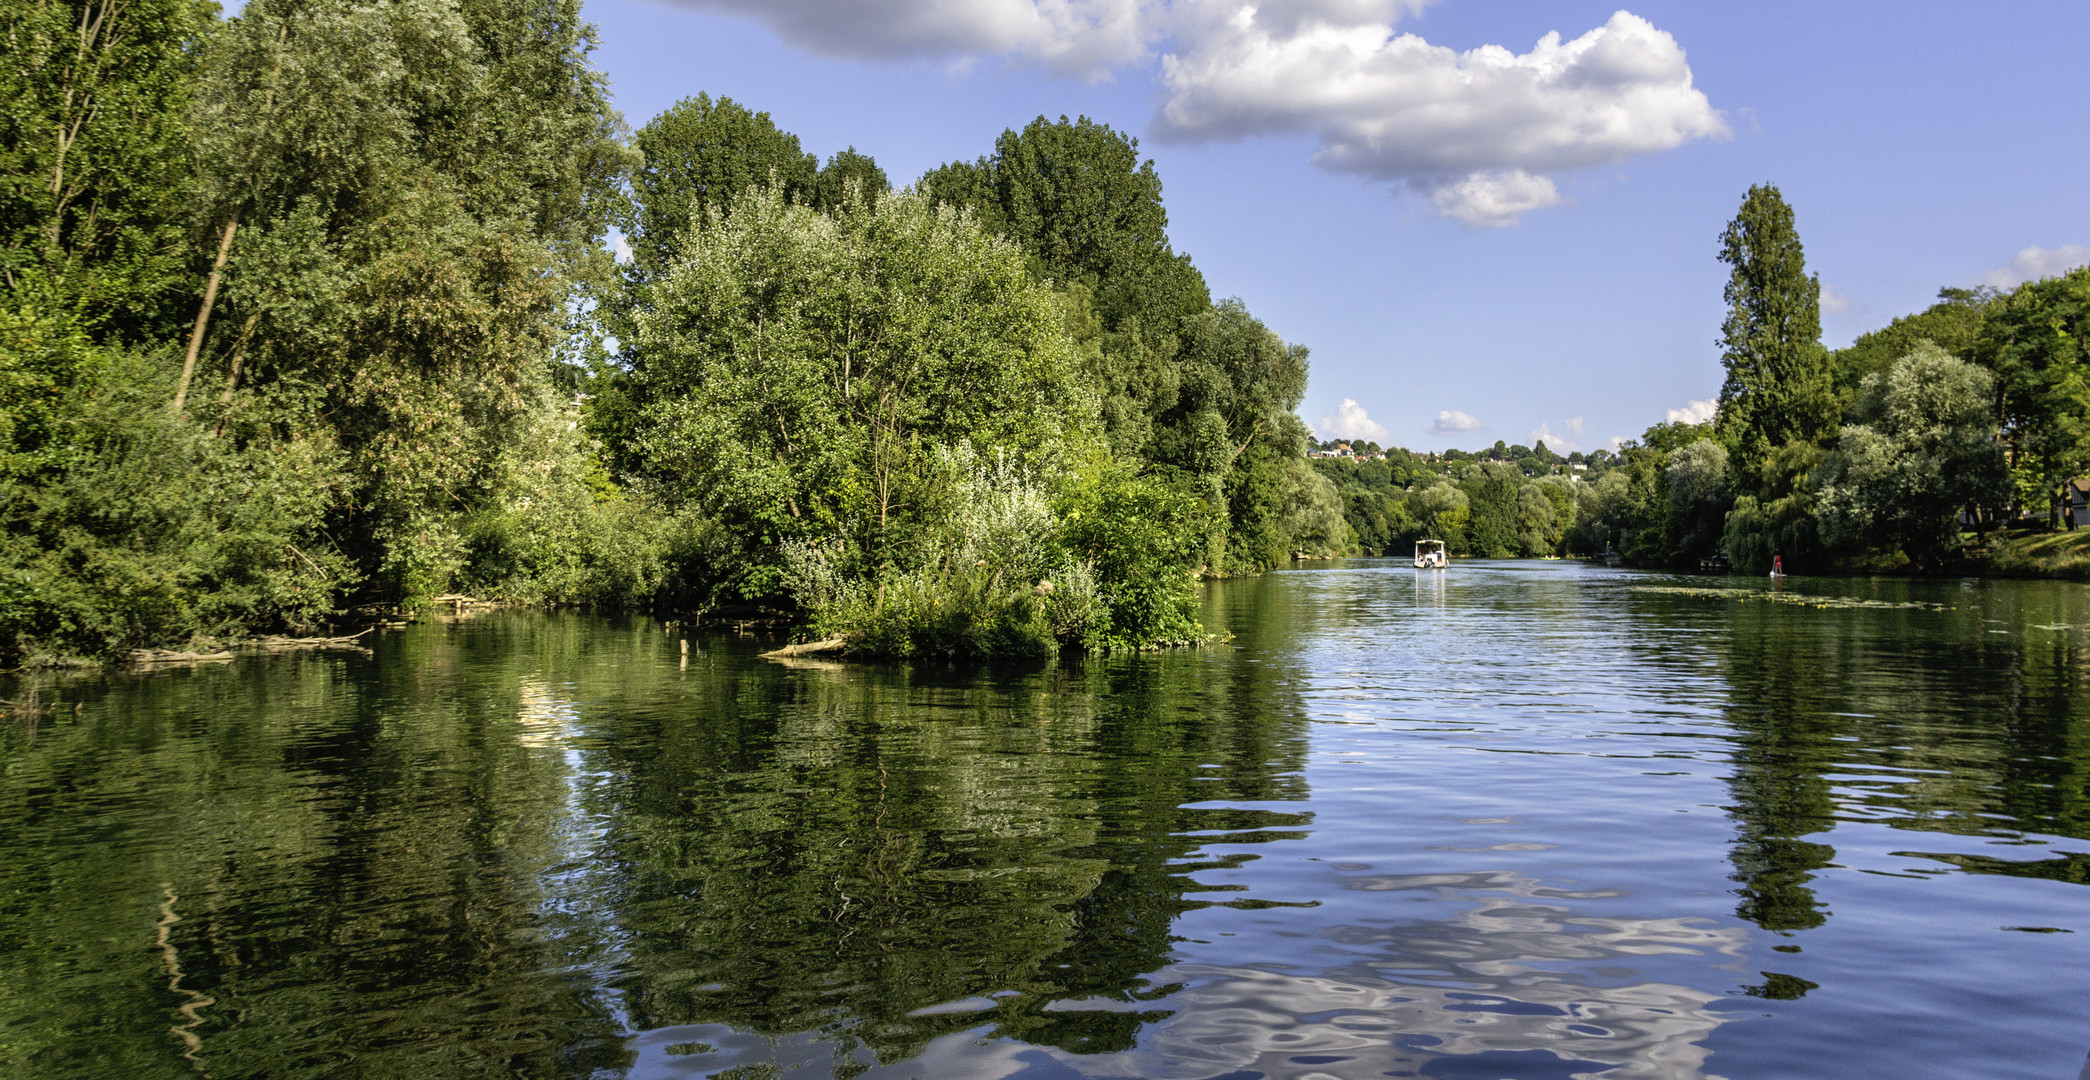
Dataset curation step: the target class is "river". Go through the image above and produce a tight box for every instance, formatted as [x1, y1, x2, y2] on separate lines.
[3, 559, 2088, 1079]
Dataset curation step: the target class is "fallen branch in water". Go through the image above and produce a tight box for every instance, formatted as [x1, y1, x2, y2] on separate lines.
[127, 649, 236, 664]
[251, 628, 375, 651]
[760, 637, 848, 659]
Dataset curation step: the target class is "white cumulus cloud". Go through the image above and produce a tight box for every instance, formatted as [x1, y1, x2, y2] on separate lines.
[1154, 8, 1726, 225]
[659, 0, 1151, 80]
[1976, 244, 2090, 288]
[1428, 409, 1485, 437]
[668, 3, 1722, 223]
[1820, 283, 1851, 314]
[1317, 397, 1392, 441]
[1665, 399, 1716, 426]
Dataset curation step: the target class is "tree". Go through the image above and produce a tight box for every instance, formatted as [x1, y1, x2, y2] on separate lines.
[1665, 439, 1731, 556]
[813, 146, 889, 212]
[627, 185, 1100, 602]
[1458, 461, 1522, 557]
[0, 0, 212, 340]
[1831, 287, 1994, 411]
[1817, 343, 2009, 562]
[918, 115, 1207, 332]
[1716, 184, 1834, 482]
[1154, 299, 1319, 573]
[1975, 267, 2090, 523]
[622, 93, 816, 278]
[0, 0, 215, 477]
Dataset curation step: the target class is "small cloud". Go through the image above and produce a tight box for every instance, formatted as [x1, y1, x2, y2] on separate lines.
[1608, 435, 1627, 452]
[1428, 409, 1485, 437]
[1665, 399, 1716, 426]
[1565, 415, 1587, 439]
[1820, 283, 1851, 314]
[1427, 170, 1565, 228]
[1317, 398, 1392, 442]
[1529, 420, 1580, 455]
[608, 227, 633, 264]
[1977, 244, 2090, 288]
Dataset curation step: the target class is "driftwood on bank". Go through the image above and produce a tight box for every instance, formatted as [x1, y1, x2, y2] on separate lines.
[760, 638, 848, 659]
[124, 627, 377, 666]
[127, 649, 236, 665]
[251, 628, 374, 651]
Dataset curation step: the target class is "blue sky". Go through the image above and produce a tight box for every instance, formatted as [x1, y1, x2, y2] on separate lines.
[582, 0, 2090, 455]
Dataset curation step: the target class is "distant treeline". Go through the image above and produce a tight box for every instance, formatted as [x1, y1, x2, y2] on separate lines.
[1312, 185, 2089, 573]
[0, 0, 1347, 665]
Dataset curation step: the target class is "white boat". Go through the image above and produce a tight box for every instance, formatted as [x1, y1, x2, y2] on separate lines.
[1414, 539, 1448, 569]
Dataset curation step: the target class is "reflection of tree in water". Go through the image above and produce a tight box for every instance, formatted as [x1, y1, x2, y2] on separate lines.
[1702, 578, 2090, 939]
[569, 636, 1315, 1069]
[622, 869, 1749, 1080]
[1715, 601, 1839, 932]
[0, 622, 633, 1079]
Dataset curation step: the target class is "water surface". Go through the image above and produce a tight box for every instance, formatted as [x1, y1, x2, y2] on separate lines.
[4, 560, 2089, 1078]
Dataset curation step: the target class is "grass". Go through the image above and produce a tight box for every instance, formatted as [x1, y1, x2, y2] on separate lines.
[1960, 527, 2090, 579]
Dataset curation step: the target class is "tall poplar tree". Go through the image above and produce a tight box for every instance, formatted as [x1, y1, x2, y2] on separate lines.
[1715, 183, 1833, 486]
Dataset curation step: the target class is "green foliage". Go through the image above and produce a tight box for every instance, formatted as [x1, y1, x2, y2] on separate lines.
[1410, 480, 1470, 553]
[622, 93, 818, 279]
[782, 452, 1204, 657]
[458, 389, 698, 607]
[1975, 267, 2090, 518]
[629, 184, 1099, 606]
[0, 350, 347, 661]
[813, 146, 890, 212]
[1716, 183, 1834, 483]
[1831, 287, 1994, 411]
[1665, 439, 1731, 556]
[1722, 442, 1825, 574]
[1058, 466, 1208, 649]
[917, 115, 1208, 332]
[1815, 344, 2008, 564]
[1457, 461, 1522, 557]
[0, 0, 214, 341]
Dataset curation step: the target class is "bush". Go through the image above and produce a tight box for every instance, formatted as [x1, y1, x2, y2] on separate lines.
[779, 450, 1203, 658]
[0, 351, 351, 663]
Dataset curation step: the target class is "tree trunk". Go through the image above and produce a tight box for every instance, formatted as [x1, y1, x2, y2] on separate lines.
[173, 216, 239, 414]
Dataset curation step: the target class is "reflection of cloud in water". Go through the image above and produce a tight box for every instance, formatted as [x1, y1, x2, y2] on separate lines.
[516, 676, 579, 748]
[627, 871, 1746, 1080]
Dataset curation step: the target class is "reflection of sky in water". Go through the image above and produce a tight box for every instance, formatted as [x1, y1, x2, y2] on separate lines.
[629, 870, 1745, 1080]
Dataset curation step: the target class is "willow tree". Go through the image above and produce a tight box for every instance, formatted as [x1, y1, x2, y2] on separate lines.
[1715, 183, 1834, 487]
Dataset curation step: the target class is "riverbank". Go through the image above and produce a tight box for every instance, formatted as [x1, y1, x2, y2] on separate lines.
[1960, 528, 2090, 579]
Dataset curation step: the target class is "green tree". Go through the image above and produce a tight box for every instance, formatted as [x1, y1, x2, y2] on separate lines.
[1715, 183, 1834, 481]
[1816, 343, 2008, 563]
[622, 92, 816, 279]
[182, 0, 631, 600]
[1665, 438, 1731, 557]
[812, 145, 889, 212]
[1155, 299, 1319, 573]
[1408, 480, 1469, 553]
[0, 0, 215, 479]
[1722, 441, 1826, 574]
[0, 0, 212, 341]
[919, 115, 1211, 463]
[918, 115, 1207, 331]
[1457, 461, 1522, 557]
[1975, 267, 2090, 523]
[627, 185, 1100, 603]
[1831, 287, 1994, 411]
